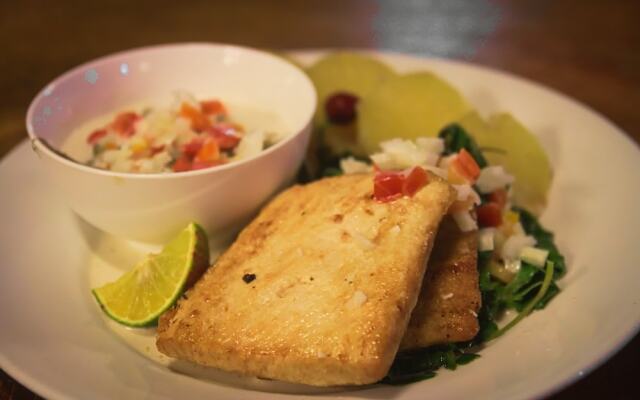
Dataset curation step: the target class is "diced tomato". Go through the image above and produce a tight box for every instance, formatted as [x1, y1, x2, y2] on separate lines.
[180, 102, 210, 132]
[191, 159, 225, 170]
[457, 149, 481, 179]
[182, 138, 203, 158]
[489, 189, 508, 210]
[374, 171, 404, 202]
[402, 166, 429, 197]
[476, 202, 503, 227]
[206, 123, 242, 150]
[172, 156, 192, 172]
[87, 129, 107, 144]
[373, 167, 428, 202]
[450, 149, 480, 183]
[111, 112, 140, 137]
[200, 99, 227, 116]
[194, 139, 220, 163]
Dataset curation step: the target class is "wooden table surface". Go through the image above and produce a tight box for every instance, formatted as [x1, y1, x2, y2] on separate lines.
[1, 0, 638, 398]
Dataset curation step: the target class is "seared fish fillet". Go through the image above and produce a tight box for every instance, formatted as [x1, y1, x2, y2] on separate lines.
[400, 217, 481, 350]
[157, 173, 454, 386]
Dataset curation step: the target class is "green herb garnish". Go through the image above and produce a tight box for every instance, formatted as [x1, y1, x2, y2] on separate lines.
[488, 261, 555, 340]
[438, 123, 488, 168]
[513, 206, 567, 277]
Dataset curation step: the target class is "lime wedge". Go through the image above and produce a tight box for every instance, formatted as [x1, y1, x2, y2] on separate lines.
[92, 223, 209, 327]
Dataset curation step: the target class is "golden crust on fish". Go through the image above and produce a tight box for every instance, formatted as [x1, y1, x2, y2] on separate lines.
[400, 217, 481, 350]
[157, 173, 454, 386]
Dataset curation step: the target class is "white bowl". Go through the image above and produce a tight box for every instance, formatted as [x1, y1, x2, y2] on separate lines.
[26, 43, 316, 243]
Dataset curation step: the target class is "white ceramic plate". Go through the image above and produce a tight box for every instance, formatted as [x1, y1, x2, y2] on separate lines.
[1, 51, 639, 400]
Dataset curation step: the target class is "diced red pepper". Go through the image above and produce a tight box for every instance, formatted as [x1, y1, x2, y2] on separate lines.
[172, 156, 192, 172]
[206, 123, 242, 150]
[402, 166, 429, 197]
[451, 149, 481, 183]
[182, 138, 203, 158]
[200, 99, 227, 116]
[489, 189, 508, 210]
[180, 102, 210, 132]
[87, 129, 107, 144]
[111, 112, 140, 137]
[194, 139, 220, 163]
[477, 202, 503, 227]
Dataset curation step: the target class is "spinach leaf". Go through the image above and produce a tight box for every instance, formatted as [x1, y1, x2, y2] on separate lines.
[381, 344, 480, 385]
[513, 207, 566, 278]
[438, 123, 488, 168]
[502, 263, 559, 311]
[488, 261, 556, 340]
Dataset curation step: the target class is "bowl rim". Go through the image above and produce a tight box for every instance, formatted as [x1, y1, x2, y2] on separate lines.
[25, 42, 317, 180]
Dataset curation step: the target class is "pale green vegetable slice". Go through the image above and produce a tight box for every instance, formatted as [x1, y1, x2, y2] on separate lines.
[458, 112, 553, 214]
[358, 72, 471, 154]
[92, 223, 209, 327]
[306, 52, 396, 125]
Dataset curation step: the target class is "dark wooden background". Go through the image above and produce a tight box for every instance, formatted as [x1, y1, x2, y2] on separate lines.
[1, 0, 638, 399]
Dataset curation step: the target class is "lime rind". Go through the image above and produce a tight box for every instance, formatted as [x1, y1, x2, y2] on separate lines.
[92, 223, 209, 327]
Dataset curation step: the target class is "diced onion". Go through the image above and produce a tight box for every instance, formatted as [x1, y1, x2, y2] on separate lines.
[476, 166, 515, 194]
[501, 234, 536, 261]
[370, 137, 442, 170]
[452, 211, 478, 232]
[340, 157, 372, 174]
[452, 184, 481, 205]
[424, 165, 448, 179]
[478, 228, 496, 251]
[416, 137, 444, 154]
[519, 246, 550, 267]
[233, 130, 265, 160]
[369, 153, 394, 170]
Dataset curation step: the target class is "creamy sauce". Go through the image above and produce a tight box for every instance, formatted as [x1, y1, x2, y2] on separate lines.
[62, 100, 289, 166]
[87, 229, 344, 394]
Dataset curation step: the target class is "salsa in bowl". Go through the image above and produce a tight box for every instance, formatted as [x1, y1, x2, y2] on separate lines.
[68, 92, 286, 174]
[26, 43, 316, 243]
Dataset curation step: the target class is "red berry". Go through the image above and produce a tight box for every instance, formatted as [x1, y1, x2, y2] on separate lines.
[325, 92, 359, 124]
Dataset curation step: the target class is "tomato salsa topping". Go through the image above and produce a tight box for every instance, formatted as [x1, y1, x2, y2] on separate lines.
[373, 166, 429, 202]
